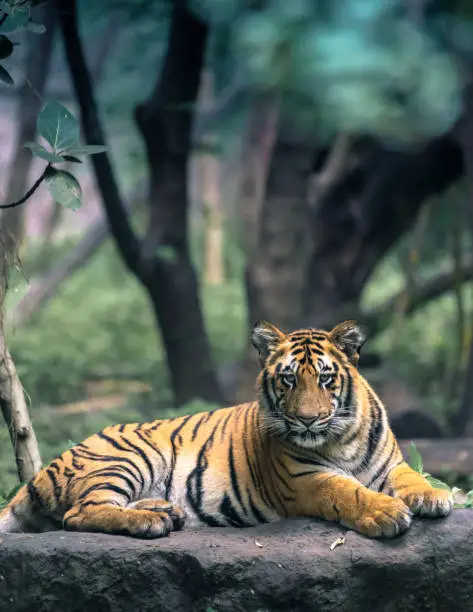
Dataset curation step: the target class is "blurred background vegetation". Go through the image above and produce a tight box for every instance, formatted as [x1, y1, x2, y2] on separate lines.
[1, 0, 473, 492]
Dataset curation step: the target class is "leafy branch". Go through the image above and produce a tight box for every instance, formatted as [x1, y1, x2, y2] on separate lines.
[0, 0, 47, 85]
[0, 163, 50, 209]
[408, 441, 473, 509]
[1, 100, 107, 211]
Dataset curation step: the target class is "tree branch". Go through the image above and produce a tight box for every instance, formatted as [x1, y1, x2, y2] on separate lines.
[0, 164, 50, 210]
[307, 132, 353, 211]
[8, 180, 146, 328]
[56, 0, 141, 277]
[362, 257, 473, 336]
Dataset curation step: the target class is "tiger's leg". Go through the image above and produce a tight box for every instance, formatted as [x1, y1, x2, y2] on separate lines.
[382, 461, 453, 518]
[64, 491, 179, 539]
[129, 498, 186, 531]
[295, 472, 412, 538]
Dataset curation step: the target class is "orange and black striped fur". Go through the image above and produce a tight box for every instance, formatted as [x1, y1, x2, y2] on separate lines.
[0, 320, 453, 539]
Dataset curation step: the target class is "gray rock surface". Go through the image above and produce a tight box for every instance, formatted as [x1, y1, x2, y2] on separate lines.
[0, 511, 471, 612]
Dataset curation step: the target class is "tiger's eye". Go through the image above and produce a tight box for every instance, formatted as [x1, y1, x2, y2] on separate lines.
[282, 372, 297, 388]
[319, 373, 333, 385]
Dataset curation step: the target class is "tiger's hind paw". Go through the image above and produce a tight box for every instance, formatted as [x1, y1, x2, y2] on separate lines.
[131, 498, 187, 531]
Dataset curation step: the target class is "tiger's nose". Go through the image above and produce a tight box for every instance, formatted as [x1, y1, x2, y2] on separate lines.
[298, 415, 317, 427]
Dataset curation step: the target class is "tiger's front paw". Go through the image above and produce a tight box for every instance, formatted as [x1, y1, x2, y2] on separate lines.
[352, 494, 412, 539]
[395, 486, 453, 518]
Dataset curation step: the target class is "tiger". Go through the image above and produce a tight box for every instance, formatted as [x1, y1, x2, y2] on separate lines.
[0, 320, 453, 540]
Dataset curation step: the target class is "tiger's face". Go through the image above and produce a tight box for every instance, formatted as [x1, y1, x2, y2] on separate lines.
[252, 320, 366, 450]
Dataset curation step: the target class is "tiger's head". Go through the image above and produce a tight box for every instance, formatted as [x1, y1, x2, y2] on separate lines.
[252, 320, 366, 449]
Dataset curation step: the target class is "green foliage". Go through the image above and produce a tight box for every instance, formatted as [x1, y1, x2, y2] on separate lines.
[65, 145, 108, 156]
[0, 9, 108, 210]
[20, 101, 108, 211]
[0, 0, 46, 85]
[45, 168, 82, 211]
[407, 442, 473, 508]
[408, 441, 423, 474]
[23, 143, 66, 164]
[6, 237, 246, 407]
[0, 483, 23, 510]
[0, 1, 31, 34]
[192, 0, 466, 146]
[362, 189, 473, 423]
[0, 230, 245, 491]
[37, 101, 80, 152]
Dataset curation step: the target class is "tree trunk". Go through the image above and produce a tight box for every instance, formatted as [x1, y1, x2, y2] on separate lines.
[239, 92, 281, 255]
[134, 1, 222, 405]
[197, 68, 225, 286]
[245, 131, 313, 333]
[0, 333, 42, 483]
[59, 0, 221, 406]
[0, 236, 41, 483]
[233, 120, 313, 402]
[229, 133, 463, 403]
[303, 136, 464, 329]
[0, 2, 55, 255]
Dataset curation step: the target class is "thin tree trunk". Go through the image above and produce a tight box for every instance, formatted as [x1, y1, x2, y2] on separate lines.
[0, 332, 42, 483]
[198, 68, 224, 285]
[134, 1, 221, 404]
[234, 112, 313, 402]
[58, 0, 222, 405]
[245, 133, 313, 333]
[0, 210, 42, 484]
[239, 92, 280, 255]
[0, 2, 55, 255]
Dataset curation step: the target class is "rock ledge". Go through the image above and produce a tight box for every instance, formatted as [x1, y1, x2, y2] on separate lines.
[0, 511, 472, 612]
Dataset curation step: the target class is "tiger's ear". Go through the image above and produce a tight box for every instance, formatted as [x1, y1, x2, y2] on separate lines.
[329, 320, 366, 365]
[251, 321, 286, 363]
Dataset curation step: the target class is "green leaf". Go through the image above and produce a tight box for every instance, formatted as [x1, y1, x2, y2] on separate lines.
[425, 475, 451, 491]
[62, 155, 83, 164]
[46, 169, 82, 211]
[65, 145, 107, 156]
[466, 490, 473, 508]
[0, 1, 12, 15]
[37, 101, 80, 153]
[0, 7, 29, 33]
[0, 34, 13, 59]
[24, 142, 65, 163]
[408, 441, 423, 474]
[0, 62, 13, 85]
